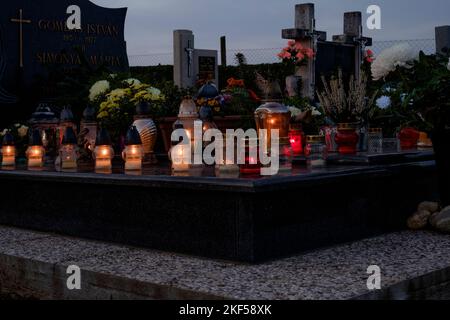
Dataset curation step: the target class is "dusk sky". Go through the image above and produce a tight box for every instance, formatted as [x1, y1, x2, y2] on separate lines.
[92, 0, 450, 55]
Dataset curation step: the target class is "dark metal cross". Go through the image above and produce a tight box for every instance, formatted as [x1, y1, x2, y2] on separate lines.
[10, 9, 31, 68]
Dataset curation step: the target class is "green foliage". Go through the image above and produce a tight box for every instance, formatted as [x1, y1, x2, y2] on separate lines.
[374, 52, 450, 133]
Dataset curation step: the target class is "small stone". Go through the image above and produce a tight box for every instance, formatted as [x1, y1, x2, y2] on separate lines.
[407, 210, 432, 230]
[430, 212, 441, 228]
[434, 206, 450, 233]
[418, 201, 440, 214]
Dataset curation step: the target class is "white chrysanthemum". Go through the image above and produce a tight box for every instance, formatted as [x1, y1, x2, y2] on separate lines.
[0, 129, 8, 136]
[89, 80, 110, 102]
[147, 87, 161, 96]
[287, 106, 302, 118]
[371, 43, 419, 81]
[376, 96, 391, 109]
[18, 125, 29, 138]
[311, 107, 322, 116]
[124, 78, 141, 86]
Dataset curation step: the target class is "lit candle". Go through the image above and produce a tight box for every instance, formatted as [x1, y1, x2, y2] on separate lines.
[27, 146, 45, 168]
[123, 126, 143, 171]
[171, 143, 190, 172]
[27, 130, 45, 168]
[1, 132, 16, 167]
[94, 128, 113, 172]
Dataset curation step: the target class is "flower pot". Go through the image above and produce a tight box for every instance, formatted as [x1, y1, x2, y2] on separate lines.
[335, 123, 359, 155]
[399, 127, 420, 150]
[431, 129, 450, 207]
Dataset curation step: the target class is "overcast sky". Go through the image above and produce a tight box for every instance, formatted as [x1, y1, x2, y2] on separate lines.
[92, 0, 450, 55]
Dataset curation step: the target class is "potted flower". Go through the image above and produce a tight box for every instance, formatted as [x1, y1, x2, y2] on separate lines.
[277, 40, 314, 97]
[89, 76, 165, 156]
[375, 50, 450, 206]
[317, 70, 377, 155]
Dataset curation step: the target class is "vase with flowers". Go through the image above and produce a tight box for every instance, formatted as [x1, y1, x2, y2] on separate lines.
[277, 40, 314, 97]
[373, 49, 450, 206]
[317, 70, 377, 155]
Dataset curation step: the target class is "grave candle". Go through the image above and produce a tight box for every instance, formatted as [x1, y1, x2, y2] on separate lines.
[60, 127, 78, 170]
[289, 125, 304, 156]
[1, 132, 16, 167]
[171, 143, 190, 172]
[123, 126, 143, 171]
[80, 105, 98, 151]
[94, 128, 113, 172]
[26, 130, 45, 168]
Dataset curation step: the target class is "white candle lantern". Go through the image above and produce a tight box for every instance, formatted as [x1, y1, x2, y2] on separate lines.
[122, 126, 143, 171]
[94, 128, 114, 172]
[26, 130, 45, 168]
[1, 132, 16, 167]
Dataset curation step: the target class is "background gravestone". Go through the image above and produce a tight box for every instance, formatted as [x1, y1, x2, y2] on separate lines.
[0, 0, 129, 126]
[173, 30, 219, 89]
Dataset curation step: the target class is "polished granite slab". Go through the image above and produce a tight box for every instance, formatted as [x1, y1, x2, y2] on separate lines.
[0, 151, 439, 262]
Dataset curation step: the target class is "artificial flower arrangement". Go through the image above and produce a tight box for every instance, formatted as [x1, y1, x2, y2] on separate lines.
[89, 75, 165, 143]
[372, 45, 450, 206]
[277, 40, 315, 67]
[220, 78, 261, 116]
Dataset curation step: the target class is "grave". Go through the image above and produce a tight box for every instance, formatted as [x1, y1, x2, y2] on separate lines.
[0, 0, 129, 127]
[282, 3, 372, 98]
[0, 153, 438, 263]
[173, 30, 219, 89]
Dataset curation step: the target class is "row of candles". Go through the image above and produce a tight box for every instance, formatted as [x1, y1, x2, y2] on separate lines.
[0, 125, 144, 173]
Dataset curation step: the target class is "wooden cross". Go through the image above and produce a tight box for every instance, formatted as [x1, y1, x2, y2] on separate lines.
[10, 9, 31, 68]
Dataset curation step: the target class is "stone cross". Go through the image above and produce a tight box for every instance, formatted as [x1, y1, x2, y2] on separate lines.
[436, 26, 450, 54]
[10, 9, 32, 68]
[333, 12, 372, 81]
[282, 3, 326, 99]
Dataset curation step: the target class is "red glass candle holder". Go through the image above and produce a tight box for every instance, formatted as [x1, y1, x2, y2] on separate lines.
[335, 123, 359, 155]
[239, 139, 261, 175]
[399, 127, 420, 150]
[288, 128, 304, 156]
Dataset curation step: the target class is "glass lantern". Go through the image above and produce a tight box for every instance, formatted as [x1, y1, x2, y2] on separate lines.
[58, 106, 77, 147]
[174, 97, 199, 145]
[240, 137, 261, 176]
[26, 130, 45, 169]
[305, 135, 327, 168]
[1, 132, 16, 168]
[255, 102, 291, 154]
[288, 124, 304, 156]
[122, 126, 144, 171]
[80, 105, 98, 151]
[368, 128, 383, 154]
[59, 127, 78, 170]
[94, 128, 114, 173]
[169, 123, 191, 173]
[215, 133, 240, 178]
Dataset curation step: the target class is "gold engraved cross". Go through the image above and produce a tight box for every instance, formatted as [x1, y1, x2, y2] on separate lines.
[10, 9, 32, 68]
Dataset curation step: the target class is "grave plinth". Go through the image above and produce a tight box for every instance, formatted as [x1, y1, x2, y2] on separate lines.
[0, 152, 438, 263]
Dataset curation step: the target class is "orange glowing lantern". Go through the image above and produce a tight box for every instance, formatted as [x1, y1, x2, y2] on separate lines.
[1, 132, 16, 167]
[26, 130, 45, 168]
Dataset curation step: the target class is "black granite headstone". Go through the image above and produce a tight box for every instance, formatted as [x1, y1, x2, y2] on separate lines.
[0, 0, 129, 125]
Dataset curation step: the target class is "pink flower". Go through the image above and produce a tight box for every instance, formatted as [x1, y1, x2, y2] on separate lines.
[288, 40, 296, 47]
[296, 52, 305, 61]
[303, 48, 314, 59]
[294, 41, 304, 51]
